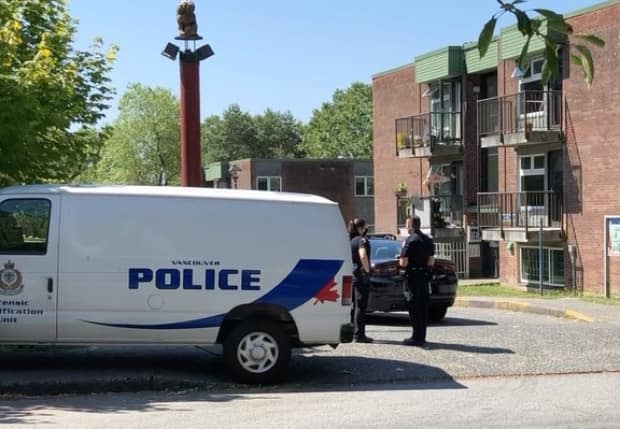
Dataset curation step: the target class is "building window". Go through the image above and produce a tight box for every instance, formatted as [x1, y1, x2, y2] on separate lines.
[519, 154, 546, 193]
[256, 176, 282, 192]
[520, 57, 544, 92]
[520, 247, 564, 287]
[355, 176, 374, 197]
[481, 148, 498, 193]
[0, 199, 51, 255]
[428, 80, 461, 141]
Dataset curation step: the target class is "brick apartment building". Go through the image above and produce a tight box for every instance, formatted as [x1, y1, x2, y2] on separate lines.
[372, 0, 620, 295]
[204, 159, 374, 227]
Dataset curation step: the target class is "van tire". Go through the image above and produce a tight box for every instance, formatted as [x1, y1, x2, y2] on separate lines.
[224, 319, 291, 384]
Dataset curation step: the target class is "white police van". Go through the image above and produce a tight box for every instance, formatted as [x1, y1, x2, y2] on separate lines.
[0, 185, 354, 383]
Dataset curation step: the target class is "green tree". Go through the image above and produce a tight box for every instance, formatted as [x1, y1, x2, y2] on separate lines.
[254, 109, 304, 158]
[89, 84, 180, 185]
[0, 0, 117, 185]
[201, 115, 226, 163]
[202, 104, 257, 162]
[302, 82, 372, 159]
[201, 105, 304, 162]
[479, 1, 605, 87]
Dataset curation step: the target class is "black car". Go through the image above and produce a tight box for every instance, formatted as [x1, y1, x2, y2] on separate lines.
[366, 238, 458, 322]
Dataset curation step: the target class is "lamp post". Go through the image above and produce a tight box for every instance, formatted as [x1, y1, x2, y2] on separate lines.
[161, 1, 214, 187]
[229, 164, 241, 189]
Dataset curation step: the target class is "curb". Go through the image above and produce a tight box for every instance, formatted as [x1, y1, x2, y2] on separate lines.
[454, 297, 594, 323]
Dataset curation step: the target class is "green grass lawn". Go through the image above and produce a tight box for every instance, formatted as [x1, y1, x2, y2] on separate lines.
[458, 283, 620, 305]
[579, 295, 620, 306]
[458, 283, 566, 299]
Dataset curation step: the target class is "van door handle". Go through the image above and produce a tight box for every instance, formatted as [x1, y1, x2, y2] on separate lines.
[47, 278, 53, 293]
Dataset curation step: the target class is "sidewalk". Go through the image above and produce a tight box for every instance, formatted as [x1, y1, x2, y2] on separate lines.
[455, 296, 620, 325]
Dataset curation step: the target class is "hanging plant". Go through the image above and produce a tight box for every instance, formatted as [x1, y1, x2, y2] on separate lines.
[394, 182, 408, 197]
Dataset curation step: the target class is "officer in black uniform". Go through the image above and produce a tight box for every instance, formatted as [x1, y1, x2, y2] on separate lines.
[400, 215, 435, 346]
[349, 218, 373, 343]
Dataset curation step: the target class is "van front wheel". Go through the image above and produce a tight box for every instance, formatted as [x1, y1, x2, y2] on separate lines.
[224, 319, 291, 384]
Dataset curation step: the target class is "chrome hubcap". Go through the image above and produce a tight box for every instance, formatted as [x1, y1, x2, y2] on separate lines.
[237, 332, 279, 374]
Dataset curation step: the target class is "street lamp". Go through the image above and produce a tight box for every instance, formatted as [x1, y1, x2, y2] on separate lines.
[161, 1, 215, 187]
[229, 164, 241, 189]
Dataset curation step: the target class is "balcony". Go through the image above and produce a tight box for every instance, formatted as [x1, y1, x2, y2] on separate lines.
[478, 91, 562, 148]
[477, 191, 563, 243]
[396, 112, 462, 158]
[414, 194, 464, 240]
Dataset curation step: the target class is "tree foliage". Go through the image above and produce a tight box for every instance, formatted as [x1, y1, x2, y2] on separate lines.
[202, 104, 304, 162]
[254, 109, 305, 159]
[86, 84, 180, 185]
[0, 0, 117, 185]
[302, 82, 372, 159]
[479, 0, 605, 87]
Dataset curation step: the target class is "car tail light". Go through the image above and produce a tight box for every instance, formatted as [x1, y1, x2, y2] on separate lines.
[341, 275, 353, 306]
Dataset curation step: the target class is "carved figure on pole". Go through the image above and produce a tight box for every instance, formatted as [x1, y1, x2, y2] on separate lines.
[176, 0, 201, 40]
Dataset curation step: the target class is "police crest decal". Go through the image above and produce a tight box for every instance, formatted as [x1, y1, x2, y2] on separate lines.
[0, 260, 24, 296]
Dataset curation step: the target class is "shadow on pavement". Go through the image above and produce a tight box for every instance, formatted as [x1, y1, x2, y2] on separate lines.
[0, 360, 465, 425]
[370, 340, 514, 355]
[367, 313, 498, 327]
[0, 349, 465, 425]
[0, 392, 264, 425]
[0, 346, 465, 395]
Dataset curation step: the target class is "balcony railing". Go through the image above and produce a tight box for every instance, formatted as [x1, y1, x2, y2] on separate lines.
[422, 194, 464, 228]
[477, 191, 563, 233]
[478, 91, 562, 137]
[396, 111, 462, 153]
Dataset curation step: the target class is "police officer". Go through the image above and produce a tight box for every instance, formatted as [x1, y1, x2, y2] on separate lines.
[399, 215, 435, 346]
[349, 218, 373, 343]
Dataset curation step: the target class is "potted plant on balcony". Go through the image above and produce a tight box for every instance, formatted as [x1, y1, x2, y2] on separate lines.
[396, 133, 413, 157]
[394, 182, 408, 198]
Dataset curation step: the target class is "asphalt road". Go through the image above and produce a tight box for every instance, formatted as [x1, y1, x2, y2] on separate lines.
[1, 307, 620, 393]
[3, 372, 620, 428]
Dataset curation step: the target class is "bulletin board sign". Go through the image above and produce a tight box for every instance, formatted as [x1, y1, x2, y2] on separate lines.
[608, 218, 620, 256]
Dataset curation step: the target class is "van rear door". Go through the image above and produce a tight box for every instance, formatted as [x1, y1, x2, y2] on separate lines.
[0, 195, 59, 343]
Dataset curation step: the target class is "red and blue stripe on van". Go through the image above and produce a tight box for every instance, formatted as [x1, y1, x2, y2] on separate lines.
[83, 258, 345, 330]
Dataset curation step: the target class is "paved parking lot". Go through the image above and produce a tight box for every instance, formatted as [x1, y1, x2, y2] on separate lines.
[1, 306, 619, 394]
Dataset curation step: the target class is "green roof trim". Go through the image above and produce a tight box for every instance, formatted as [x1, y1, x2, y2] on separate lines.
[204, 162, 228, 181]
[372, 62, 415, 79]
[465, 40, 498, 73]
[370, 1, 620, 80]
[414, 46, 463, 83]
[496, 0, 619, 61]
[500, 21, 548, 60]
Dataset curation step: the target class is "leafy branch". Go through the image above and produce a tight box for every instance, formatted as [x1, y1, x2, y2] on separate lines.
[478, 0, 605, 87]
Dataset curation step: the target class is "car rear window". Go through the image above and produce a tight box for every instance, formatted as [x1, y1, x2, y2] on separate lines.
[370, 240, 402, 261]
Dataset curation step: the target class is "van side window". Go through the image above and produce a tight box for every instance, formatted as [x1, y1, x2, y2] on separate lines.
[0, 199, 51, 255]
